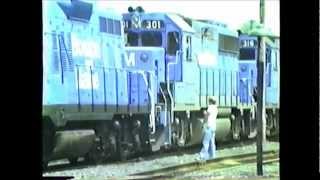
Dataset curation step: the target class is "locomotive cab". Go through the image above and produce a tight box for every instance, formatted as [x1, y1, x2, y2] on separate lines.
[123, 12, 198, 106]
[123, 11, 201, 149]
[124, 12, 195, 74]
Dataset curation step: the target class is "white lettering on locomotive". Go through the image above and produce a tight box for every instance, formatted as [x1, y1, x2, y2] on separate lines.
[71, 34, 101, 59]
[241, 39, 256, 48]
[78, 59, 99, 90]
[124, 52, 136, 67]
[144, 20, 161, 29]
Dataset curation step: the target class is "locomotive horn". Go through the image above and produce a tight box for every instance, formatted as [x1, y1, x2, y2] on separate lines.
[136, 6, 144, 13]
[128, 6, 134, 12]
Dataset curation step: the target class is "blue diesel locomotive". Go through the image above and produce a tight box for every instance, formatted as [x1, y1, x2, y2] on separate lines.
[123, 11, 241, 148]
[42, 0, 279, 168]
[238, 34, 279, 138]
[43, 0, 162, 167]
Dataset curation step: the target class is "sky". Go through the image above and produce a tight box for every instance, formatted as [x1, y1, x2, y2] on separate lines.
[97, 0, 279, 36]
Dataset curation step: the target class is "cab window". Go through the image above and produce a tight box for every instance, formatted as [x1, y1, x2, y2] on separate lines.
[141, 31, 162, 46]
[126, 32, 138, 46]
[219, 34, 239, 53]
[186, 36, 192, 61]
[167, 31, 180, 55]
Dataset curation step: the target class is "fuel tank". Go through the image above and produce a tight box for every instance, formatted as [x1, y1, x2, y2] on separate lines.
[49, 130, 96, 161]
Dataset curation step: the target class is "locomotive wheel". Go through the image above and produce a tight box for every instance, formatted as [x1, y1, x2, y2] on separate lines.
[231, 113, 241, 141]
[240, 116, 247, 139]
[42, 161, 48, 170]
[119, 146, 128, 161]
[275, 109, 279, 135]
[106, 134, 117, 159]
[266, 110, 280, 138]
[42, 117, 55, 168]
[266, 112, 273, 137]
[68, 157, 78, 165]
[85, 137, 104, 164]
[248, 109, 257, 139]
[86, 123, 114, 163]
[178, 118, 187, 147]
[269, 110, 279, 137]
[85, 148, 103, 164]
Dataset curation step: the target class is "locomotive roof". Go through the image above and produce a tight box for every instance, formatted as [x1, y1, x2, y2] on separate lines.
[43, 0, 122, 23]
[195, 19, 227, 28]
[166, 14, 195, 33]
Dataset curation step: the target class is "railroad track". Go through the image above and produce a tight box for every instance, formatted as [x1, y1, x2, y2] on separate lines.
[44, 148, 193, 173]
[44, 139, 278, 174]
[43, 140, 245, 172]
[130, 150, 279, 179]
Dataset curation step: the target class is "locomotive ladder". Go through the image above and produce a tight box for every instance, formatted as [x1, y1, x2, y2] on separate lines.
[136, 70, 156, 135]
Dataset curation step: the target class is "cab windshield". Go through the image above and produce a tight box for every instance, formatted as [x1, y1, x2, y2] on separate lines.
[126, 31, 162, 47]
[141, 31, 162, 46]
[239, 48, 256, 60]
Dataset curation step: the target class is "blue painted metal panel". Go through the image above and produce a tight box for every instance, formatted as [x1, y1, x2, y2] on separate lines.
[174, 82, 196, 105]
[174, 60, 182, 82]
[265, 47, 271, 89]
[231, 71, 237, 106]
[207, 69, 213, 96]
[92, 68, 105, 111]
[64, 71, 77, 105]
[214, 53, 239, 107]
[103, 44, 116, 68]
[219, 69, 226, 106]
[166, 55, 182, 82]
[154, 51, 165, 83]
[265, 46, 280, 107]
[45, 75, 65, 105]
[238, 60, 256, 105]
[266, 88, 276, 105]
[138, 72, 149, 112]
[200, 69, 207, 96]
[239, 78, 249, 105]
[129, 72, 139, 113]
[225, 71, 231, 106]
[213, 70, 220, 102]
[182, 60, 198, 83]
[200, 68, 207, 107]
[104, 69, 117, 108]
[77, 65, 92, 112]
[250, 64, 257, 90]
[124, 47, 156, 70]
[117, 70, 129, 108]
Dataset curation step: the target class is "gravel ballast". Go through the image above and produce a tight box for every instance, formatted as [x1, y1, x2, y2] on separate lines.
[43, 141, 279, 179]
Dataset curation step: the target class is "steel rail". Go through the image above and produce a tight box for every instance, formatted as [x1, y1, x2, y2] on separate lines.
[130, 150, 279, 179]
